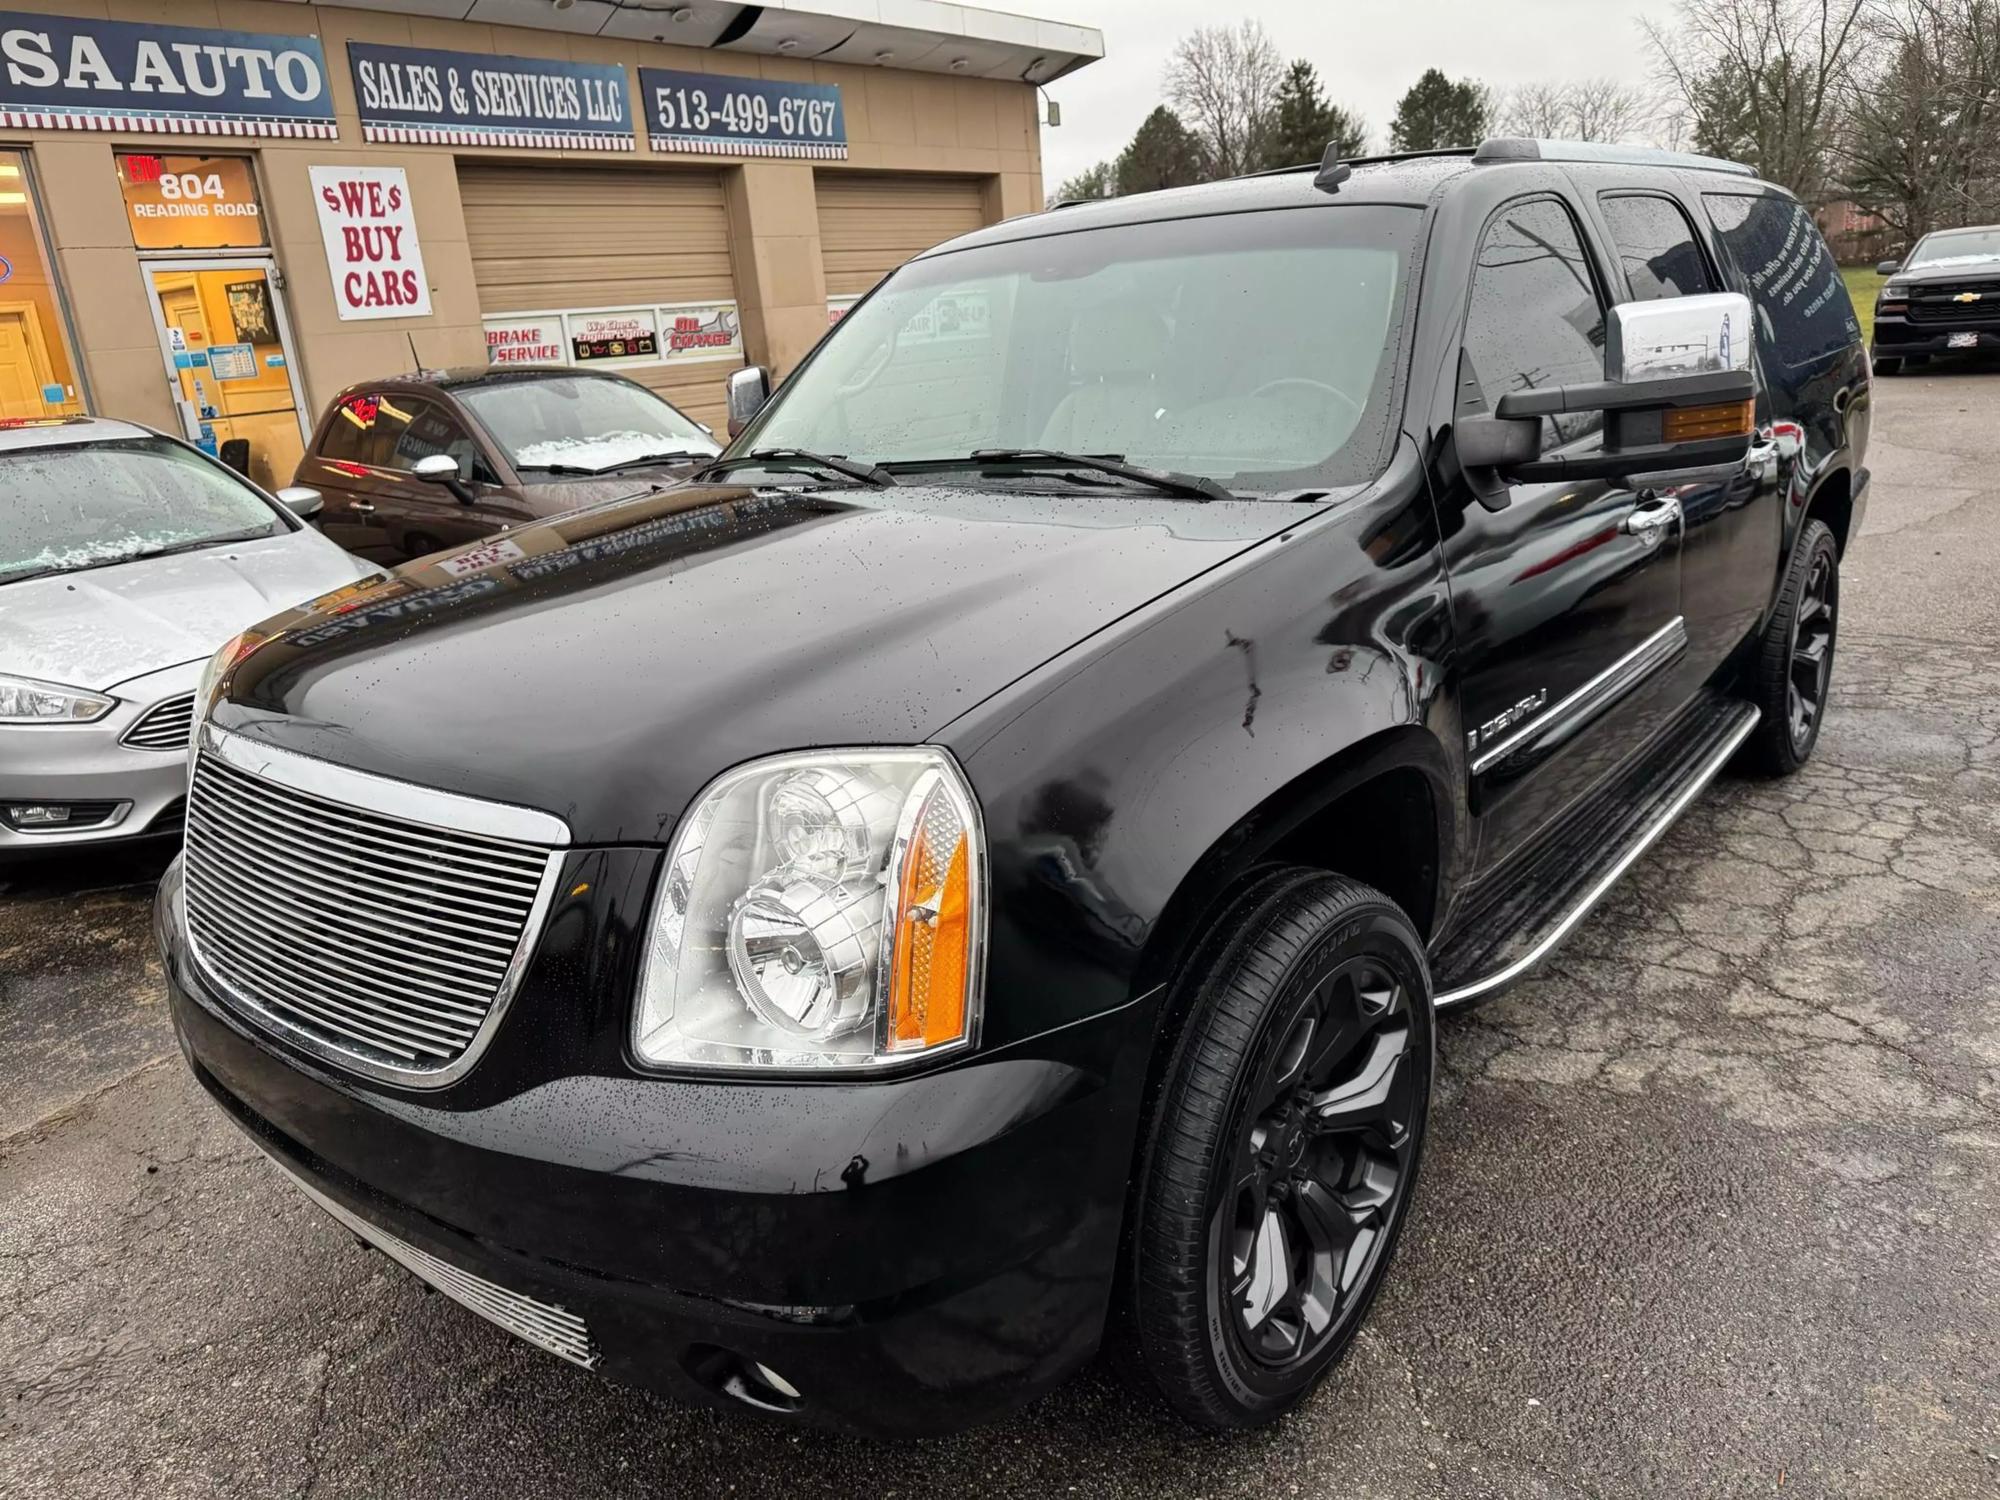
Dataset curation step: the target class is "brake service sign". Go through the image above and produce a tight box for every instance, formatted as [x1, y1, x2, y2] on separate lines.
[309, 165, 431, 321]
[0, 13, 335, 137]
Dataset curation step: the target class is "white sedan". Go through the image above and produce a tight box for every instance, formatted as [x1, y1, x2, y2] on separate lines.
[0, 417, 380, 852]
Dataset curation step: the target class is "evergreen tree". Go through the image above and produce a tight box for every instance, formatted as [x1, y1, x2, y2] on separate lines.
[1258, 60, 1368, 170]
[1115, 106, 1205, 194]
[1389, 68, 1494, 152]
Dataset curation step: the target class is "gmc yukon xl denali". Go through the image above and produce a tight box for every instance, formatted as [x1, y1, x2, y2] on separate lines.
[155, 138, 1870, 1436]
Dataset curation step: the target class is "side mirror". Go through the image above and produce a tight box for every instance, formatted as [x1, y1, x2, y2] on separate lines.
[1459, 292, 1757, 492]
[412, 452, 477, 505]
[726, 365, 771, 439]
[1875, 258, 1901, 276]
[274, 485, 323, 520]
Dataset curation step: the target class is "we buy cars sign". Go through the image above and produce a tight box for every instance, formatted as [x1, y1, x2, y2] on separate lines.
[308, 165, 432, 321]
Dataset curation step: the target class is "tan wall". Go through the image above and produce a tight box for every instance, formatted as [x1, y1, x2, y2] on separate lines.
[0, 0, 1045, 427]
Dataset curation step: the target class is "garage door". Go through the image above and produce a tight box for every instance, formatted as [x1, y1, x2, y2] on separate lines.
[816, 174, 988, 299]
[459, 165, 739, 431]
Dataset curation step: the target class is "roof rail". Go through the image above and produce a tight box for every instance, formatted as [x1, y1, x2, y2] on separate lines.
[1473, 137, 1756, 178]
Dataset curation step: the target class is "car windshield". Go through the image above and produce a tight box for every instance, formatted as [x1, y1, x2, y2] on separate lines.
[0, 436, 285, 586]
[735, 204, 1421, 493]
[1908, 228, 2000, 268]
[458, 375, 720, 474]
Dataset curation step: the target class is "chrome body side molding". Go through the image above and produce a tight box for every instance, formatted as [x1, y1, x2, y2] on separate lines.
[1470, 616, 1688, 776]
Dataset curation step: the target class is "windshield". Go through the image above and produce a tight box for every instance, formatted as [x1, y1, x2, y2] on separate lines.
[1908, 228, 2000, 268]
[458, 375, 720, 474]
[735, 205, 1420, 492]
[0, 436, 285, 586]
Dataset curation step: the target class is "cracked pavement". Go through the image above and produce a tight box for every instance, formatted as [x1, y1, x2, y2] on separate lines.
[3, 368, 1998, 1498]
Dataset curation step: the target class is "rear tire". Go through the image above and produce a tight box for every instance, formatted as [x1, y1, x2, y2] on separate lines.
[1743, 518, 1840, 775]
[1127, 868, 1433, 1430]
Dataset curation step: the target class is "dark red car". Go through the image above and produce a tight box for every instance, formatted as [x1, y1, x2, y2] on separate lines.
[297, 367, 721, 564]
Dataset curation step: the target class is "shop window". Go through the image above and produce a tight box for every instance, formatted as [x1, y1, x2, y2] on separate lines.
[0, 152, 84, 420]
[117, 154, 267, 253]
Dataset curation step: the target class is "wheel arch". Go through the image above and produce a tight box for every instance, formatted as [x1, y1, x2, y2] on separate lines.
[1133, 725, 1456, 1001]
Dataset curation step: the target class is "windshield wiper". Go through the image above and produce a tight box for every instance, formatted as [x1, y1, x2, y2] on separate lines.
[514, 462, 603, 477]
[888, 449, 1232, 502]
[693, 448, 897, 488]
[590, 450, 704, 474]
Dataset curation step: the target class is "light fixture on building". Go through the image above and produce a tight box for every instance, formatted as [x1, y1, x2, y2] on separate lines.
[777, 37, 800, 53]
[552, 0, 575, 10]
[949, 57, 969, 72]
[670, 5, 695, 19]
[874, 50, 895, 64]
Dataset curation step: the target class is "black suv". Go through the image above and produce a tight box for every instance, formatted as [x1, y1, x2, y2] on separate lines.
[1870, 223, 2000, 374]
[155, 138, 1868, 1437]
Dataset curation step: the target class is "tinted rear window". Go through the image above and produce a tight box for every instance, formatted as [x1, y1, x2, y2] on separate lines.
[1703, 193, 1859, 367]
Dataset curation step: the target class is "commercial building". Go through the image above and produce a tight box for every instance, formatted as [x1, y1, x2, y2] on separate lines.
[0, 0, 1098, 489]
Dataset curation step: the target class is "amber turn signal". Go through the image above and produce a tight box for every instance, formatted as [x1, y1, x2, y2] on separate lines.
[1662, 399, 1755, 443]
[886, 775, 975, 1052]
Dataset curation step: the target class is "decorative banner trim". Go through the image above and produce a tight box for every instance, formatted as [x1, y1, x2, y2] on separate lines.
[648, 134, 846, 159]
[362, 123, 635, 151]
[0, 108, 338, 137]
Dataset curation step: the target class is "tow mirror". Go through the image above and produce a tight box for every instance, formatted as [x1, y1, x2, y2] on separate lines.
[1875, 258, 1901, 276]
[412, 452, 477, 505]
[726, 365, 771, 439]
[1454, 291, 1757, 500]
[274, 485, 323, 520]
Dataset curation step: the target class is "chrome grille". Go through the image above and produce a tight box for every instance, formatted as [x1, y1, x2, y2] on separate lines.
[122, 692, 196, 751]
[269, 1154, 600, 1369]
[184, 747, 556, 1080]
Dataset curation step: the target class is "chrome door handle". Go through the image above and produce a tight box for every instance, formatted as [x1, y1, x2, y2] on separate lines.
[349, 502, 376, 514]
[1622, 496, 1681, 536]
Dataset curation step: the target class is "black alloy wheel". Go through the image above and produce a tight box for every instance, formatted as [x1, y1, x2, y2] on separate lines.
[1745, 517, 1840, 775]
[1127, 868, 1434, 1429]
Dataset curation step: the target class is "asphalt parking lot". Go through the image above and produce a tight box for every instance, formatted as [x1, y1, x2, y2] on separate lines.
[4, 365, 1998, 1499]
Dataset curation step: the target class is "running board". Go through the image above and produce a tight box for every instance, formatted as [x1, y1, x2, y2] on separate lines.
[1431, 694, 1760, 1010]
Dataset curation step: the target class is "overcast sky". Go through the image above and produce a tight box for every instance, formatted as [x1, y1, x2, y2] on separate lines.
[1041, 0, 1675, 191]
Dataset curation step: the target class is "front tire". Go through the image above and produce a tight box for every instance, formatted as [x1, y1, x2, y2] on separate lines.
[1744, 518, 1840, 775]
[1128, 869, 1434, 1430]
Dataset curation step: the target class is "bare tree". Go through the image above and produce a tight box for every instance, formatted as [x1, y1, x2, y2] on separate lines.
[1838, 0, 2000, 240]
[1500, 78, 1649, 141]
[1642, 0, 1869, 200]
[1163, 21, 1284, 178]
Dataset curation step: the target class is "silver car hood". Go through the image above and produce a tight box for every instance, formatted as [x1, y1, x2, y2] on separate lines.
[0, 528, 375, 691]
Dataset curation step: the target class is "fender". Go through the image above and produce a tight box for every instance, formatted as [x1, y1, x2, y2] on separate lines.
[941, 445, 1463, 1052]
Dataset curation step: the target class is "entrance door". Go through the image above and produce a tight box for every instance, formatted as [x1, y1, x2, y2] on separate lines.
[1440, 195, 1686, 873]
[143, 259, 309, 493]
[0, 304, 58, 413]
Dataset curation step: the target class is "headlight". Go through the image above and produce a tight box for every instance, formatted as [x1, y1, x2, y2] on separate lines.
[1880, 282, 1909, 302]
[196, 629, 267, 721]
[0, 673, 113, 723]
[634, 748, 986, 1071]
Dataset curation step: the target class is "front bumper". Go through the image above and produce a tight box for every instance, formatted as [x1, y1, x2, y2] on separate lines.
[1871, 313, 2000, 356]
[0, 659, 199, 850]
[155, 855, 1153, 1437]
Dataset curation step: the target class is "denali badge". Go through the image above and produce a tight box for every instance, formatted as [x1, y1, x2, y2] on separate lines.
[1471, 688, 1550, 750]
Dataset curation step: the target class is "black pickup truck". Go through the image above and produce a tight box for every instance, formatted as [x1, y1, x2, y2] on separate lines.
[155, 137, 1869, 1437]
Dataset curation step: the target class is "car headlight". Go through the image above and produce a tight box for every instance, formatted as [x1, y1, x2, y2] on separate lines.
[0, 673, 114, 723]
[634, 748, 986, 1071]
[1880, 282, 1909, 302]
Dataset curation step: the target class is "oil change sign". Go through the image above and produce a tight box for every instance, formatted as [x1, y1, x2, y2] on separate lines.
[0, 13, 335, 137]
[347, 42, 631, 151]
[309, 165, 432, 321]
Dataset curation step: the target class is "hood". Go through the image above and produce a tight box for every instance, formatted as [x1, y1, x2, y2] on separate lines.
[1892, 257, 2000, 285]
[1, 528, 377, 691]
[215, 482, 1333, 843]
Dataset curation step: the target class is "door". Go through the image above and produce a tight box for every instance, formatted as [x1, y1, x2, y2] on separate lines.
[143, 260, 309, 492]
[814, 173, 989, 301]
[0, 305, 57, 413]
[1439, 195, 1686, 871]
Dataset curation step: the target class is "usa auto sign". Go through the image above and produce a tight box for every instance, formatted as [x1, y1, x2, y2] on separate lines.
[0, 12, 335, 138]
